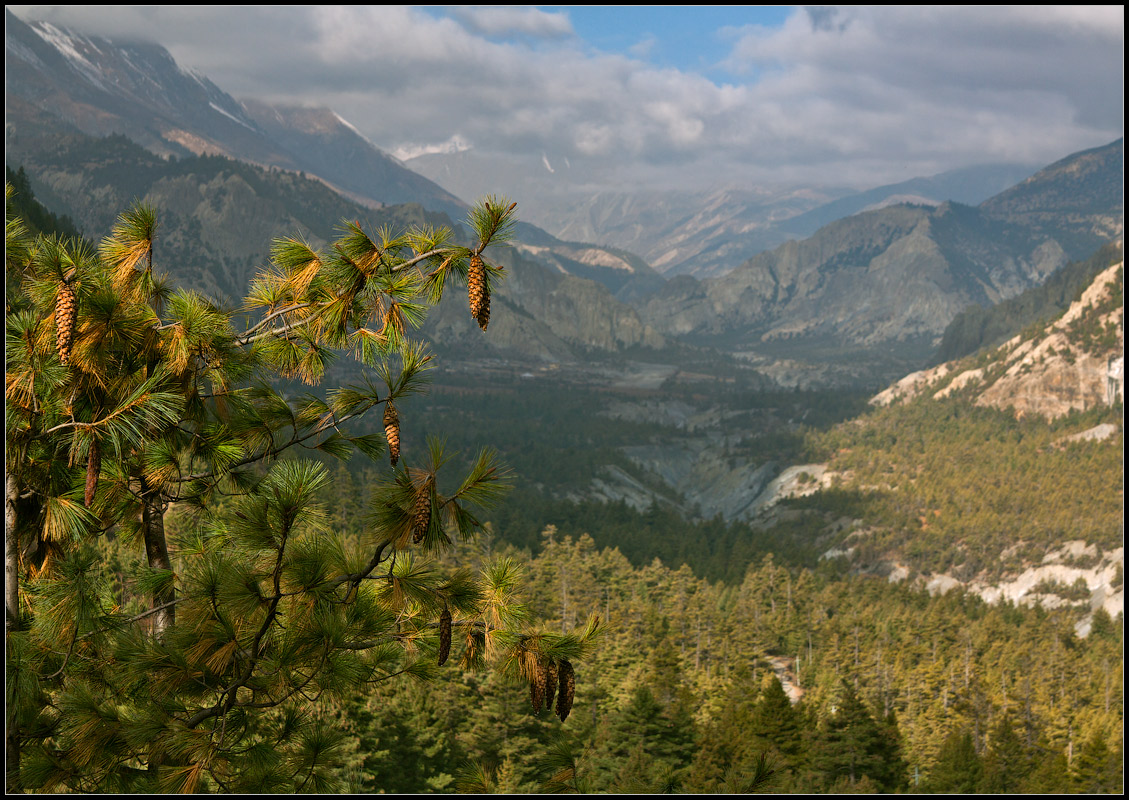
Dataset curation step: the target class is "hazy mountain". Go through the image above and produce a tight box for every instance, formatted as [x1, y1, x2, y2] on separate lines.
[635, 139, 1124, 379]
[408, 148, 1040, 281]
[779, 162, 1042, 237]
[406, 146, 847, 279]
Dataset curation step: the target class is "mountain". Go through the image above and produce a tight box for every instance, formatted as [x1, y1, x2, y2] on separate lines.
[406, 146, 849, 279]
[933, 240, 1123, 364]
[873, 258, 1124, 419]
[779, 162, 1041, 238]
[635, 140, 1124, 382]
[5, 9, 668, 303]
[979, 138, 1125, 248]
[4, 10, 467, 218]
[408, 148, 1039, 281]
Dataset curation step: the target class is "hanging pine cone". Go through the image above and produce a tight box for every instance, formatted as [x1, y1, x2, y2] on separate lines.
[84, 439, 101, 507]
[383, 401, 400, 467]
[56, 281, 77, 366]
[531, 660, 548, 713]
[556, 659, 575, 722]
[438, 605, 452, 666]
[412, 477, 432, 543]
[467, 253, 490, 331]
[544, 661, 558, 713]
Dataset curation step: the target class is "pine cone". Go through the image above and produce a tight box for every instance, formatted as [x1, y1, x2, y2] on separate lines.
[412, 478, 432, 543]
[383, 401, 400, 467]
[467, 253, 490, 331]
[84, 439, 101, 507]
[531, 661, 547, 713]
[438, 605, 452, 666]
[544, 661, 558, 712]
[556, 659, 575, 722]
[56, 281, 77, 365]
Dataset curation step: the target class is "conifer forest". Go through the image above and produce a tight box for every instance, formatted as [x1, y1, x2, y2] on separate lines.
[4, 182, 1123, 794]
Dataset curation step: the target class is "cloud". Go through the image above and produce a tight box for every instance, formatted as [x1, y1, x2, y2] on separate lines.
[7, 5, 1123, 191]
[447, 6, 573, 40]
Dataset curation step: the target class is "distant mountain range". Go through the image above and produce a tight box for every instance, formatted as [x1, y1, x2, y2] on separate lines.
[5, 9, 1124, 387]
[407, 150, 1042, 280]
[634, 139, 1123, 376]
[4, 10, 466, 218]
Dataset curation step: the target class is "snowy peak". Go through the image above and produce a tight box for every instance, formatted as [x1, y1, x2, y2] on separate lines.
[5, 9, 466, 216]
[9, 13, 262, 150]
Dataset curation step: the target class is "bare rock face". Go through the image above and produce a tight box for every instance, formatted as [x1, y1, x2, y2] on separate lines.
[873, 261, 1124, 419]
[973, 264, 1123, 418]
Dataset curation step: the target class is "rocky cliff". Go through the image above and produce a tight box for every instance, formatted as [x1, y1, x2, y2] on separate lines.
[873, 260, 1124, 419]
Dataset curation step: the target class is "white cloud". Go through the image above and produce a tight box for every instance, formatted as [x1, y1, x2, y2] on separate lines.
[8, 5, 1123, 191]
[448, 6, 573, 40]
[392, 134, 473, 162]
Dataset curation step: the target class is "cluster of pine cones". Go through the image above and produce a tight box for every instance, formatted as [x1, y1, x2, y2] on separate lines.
[531, 658, 575, 722]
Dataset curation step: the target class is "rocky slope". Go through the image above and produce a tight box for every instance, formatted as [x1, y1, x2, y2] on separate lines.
[853, 261, 1123, 626]
[873, 260, 1124, 418]
[4, 10, 467, 219]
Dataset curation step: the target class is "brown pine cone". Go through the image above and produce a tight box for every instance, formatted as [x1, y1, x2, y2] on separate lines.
[56, 282, 77, 365]
[412, 478, 432, 543]
[84, 440, 101, 507]
[438, 605, 452, 666]
[467, 253, 490, 331]
[383, 401, 400, 466]
[531, 662, 547, 713]
[544, 661, 558, 712]
[556, 659, 575, 722]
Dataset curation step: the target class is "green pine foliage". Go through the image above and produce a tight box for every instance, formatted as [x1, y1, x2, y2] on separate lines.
[4, 186, 606, 793]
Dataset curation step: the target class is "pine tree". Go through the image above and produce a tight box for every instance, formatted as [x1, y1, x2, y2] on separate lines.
[808, 681, 902, 791]
[5, 188, 601, 792]
[922, 728, 982, 793]
[979, 713, 1033, 792]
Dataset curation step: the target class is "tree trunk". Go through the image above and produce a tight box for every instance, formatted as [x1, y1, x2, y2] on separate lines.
[141, 484, 174, 636]
[6, 472, 19, 633]
[6, 472, 22, 792]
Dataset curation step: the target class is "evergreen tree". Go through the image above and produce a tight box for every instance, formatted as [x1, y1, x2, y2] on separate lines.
[922, 729, 982, 793]
[809, 681, 898, 791]
[979, 714, 1032, 793]
[5, 190, 601, 792]
[1071, 729, 1122, 793]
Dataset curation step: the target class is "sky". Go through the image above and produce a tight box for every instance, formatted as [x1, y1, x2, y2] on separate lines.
[7, 5, 1125, 192]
